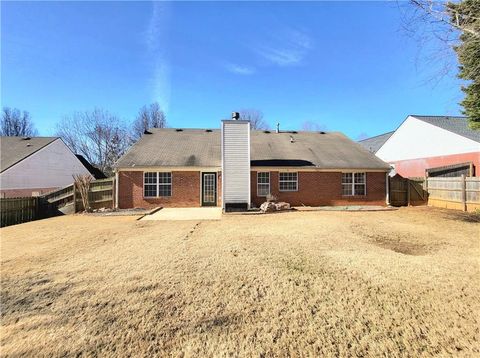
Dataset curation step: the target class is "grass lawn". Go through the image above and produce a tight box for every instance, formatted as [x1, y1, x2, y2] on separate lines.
[1, 207, 479, 356]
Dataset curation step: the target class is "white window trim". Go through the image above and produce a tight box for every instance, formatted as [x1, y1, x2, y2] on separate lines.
[257, 172, 270, 197]
[342, 172, 366, 196]
[279, 172, 298, 192]
[143, 172, 172, 198]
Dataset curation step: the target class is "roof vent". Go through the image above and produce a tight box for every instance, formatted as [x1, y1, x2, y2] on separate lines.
[319, 131, 326, 134]
[263, 130, 271, 134]
[290, 131, 298, 134]
[290, 135, 295, 143]
[231, 112, 240, 120]
[175, 129, 183, 132]
[143, 130, 152, 135]
[22, 137, 31, 140]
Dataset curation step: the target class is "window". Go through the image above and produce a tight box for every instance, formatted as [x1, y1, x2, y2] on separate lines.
[144, 172, 172, 197]
[279, 172, 298, 191]
[342, 172, 366, 196]
[158, 172, 172, 197]
[257, 172, 270, 196]
[144, 172, 158, 197]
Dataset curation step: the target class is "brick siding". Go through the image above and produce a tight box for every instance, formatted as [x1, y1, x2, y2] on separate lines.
[251, 171, 386, 207]
[118, 170, 222, 209]
[118, 169, 386, 209]
[0, 187, 59, 198]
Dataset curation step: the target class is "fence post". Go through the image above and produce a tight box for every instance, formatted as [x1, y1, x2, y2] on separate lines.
[73, 182, 77, 213]
[407, 179, 411, 206]
[461, 174, 467, 212]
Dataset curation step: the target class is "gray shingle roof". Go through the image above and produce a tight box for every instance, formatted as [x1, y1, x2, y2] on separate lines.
[411, 115, 480, 143]
[358, 131, 394, 153]
[115, 128, 390, 170]
[0, 136, 58, 172]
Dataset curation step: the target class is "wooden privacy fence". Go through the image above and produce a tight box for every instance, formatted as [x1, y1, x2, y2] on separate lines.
[42, 177, 114, 213]
[0, 178, 115, 227]
[0, 197, 39, 228]
[389, 176, 427, 207]
[427, 176, 480, 212]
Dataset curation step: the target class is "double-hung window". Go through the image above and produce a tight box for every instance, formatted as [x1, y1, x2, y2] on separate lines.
[144, 172, 172, 197]
[342, 172, 366, 196]
[257, 172, 270, 196]
[279, 172, 298, 191]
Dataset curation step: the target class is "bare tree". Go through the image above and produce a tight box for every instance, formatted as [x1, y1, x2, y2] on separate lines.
[239, 109, 269, 130]
[399, 0, 478, 81]
[73, 174, 93, 212]
[132, 102, 167, 140]
[1, 107, 38, 137]
[301, 120, 327, 132]
[56, 108, 130, 176]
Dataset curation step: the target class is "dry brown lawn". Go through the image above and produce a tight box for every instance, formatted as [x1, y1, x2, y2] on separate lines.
[1, 207, 479, 357]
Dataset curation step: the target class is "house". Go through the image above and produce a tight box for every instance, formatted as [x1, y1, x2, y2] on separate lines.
[114, 117, 390, 210]
[359, 115, 480, 178]
[0, 136, 93, 198]
[75, 154, 107, 179]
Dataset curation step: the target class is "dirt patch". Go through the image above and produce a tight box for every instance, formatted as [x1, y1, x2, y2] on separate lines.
[370, 236, 429, 256]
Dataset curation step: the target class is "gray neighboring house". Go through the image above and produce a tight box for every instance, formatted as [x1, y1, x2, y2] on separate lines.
[0, 136, 93, 198]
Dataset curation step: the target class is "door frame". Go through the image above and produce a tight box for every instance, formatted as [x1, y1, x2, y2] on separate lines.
[201, 172, 217, 206]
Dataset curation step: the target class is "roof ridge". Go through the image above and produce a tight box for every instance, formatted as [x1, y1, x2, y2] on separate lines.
[410, 114, 467, 119]
[358, 131, 394, 142]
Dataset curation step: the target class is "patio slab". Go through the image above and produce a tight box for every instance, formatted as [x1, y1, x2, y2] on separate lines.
[140, 207, 222, 221]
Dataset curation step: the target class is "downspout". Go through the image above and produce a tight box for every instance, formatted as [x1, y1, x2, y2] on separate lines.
[115, 170, 119, 209]
[385, 170, 390, 206]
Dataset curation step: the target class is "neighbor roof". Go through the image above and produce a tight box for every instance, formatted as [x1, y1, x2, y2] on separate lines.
[358, 131, 394, 153]
[0, 136, 58, 172]
[410, 115, 480, 143]
[115, 128, 390, 170]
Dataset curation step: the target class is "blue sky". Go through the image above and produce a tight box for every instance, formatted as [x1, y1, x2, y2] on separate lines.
[1, 1, 464, 139]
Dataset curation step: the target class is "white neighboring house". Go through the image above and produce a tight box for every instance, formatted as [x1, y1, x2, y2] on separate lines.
[359, 115, 480, 178]
[0, 136, 92, 198]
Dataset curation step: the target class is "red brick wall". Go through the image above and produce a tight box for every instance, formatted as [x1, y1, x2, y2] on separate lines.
[250, 171, 386, 207]
[0, 187, 58, 198]
[390, 151, 480, 178]
[118, 170, 222, 209]
[118, 170, 386, 209]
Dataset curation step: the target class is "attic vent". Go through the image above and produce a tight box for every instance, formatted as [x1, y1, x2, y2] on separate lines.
[263, 130, 271, 134]
[205, 129, 212, 132]
[319, 131, 326, 134]
[175, 129, 183, 132]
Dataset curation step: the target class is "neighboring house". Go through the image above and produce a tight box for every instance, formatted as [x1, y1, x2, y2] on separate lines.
[75, 154, 107, 179]
[0, 136, 92, 198]
[359, 115, 480, 178]
[114, 119, 390, 210]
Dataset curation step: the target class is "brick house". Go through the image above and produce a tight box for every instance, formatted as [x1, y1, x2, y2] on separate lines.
[114, 118, 391, 210]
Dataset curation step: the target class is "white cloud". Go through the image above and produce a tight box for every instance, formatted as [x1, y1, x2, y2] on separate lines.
[225, 63, 256, 75]
[146, 2, 171, 112]
[256, 27, 313, 67]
